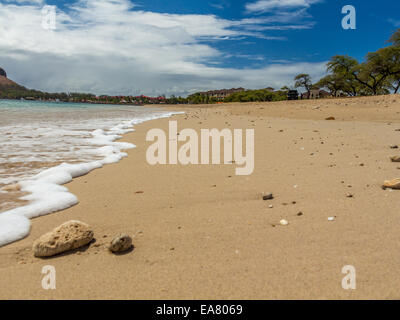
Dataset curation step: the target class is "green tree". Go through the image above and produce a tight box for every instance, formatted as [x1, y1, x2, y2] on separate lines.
[315, 74, 343, 97]
[294, 74, 312, 96]
[326, 29, 400, 96]
[328, 55, 382, 95]
[369, 45, 400, 93]
[388, 28, 400, 47]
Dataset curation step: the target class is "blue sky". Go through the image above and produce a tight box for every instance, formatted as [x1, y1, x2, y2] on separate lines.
[0, 0, 399, 96]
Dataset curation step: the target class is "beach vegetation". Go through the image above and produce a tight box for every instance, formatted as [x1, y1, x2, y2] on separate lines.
[223, 89, 287, 103]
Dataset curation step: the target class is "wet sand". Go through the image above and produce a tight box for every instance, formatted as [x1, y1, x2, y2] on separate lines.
[1, 95, 400, 299]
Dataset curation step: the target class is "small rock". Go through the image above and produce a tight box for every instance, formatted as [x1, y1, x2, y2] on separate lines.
[328, 217, 335, 221]
[390, 145, 398, 149]
[390, 156, 400, 162]
[33, 220, 94, 258]
[325, 116, 336, 121]
[279, 219, 289, 226]
[108, 234, 132, 253]
[262, 193, 274, 200]
[297, 212, 303, 216]
[346, 193, 354, 198]
[268, 205, 274, 208]
[382, 178, 400, 190]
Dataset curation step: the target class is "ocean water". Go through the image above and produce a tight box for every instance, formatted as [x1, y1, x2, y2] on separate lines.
[0, 99, 181, 247]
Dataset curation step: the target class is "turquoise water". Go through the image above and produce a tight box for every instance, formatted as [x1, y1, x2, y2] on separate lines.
[0, 99, 156, 126]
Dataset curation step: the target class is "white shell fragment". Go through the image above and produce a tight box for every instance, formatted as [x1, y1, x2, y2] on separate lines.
[280, 219, 289, 226]
[328, 217, 335, 221]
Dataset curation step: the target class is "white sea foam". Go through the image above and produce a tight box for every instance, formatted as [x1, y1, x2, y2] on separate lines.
[0, 101, 183, 247]
[0, 213, 31, 247]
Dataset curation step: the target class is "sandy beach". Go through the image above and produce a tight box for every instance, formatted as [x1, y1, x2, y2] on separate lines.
[1, 95, 400, 299]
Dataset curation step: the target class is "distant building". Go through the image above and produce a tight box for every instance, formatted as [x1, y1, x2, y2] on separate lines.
[265, 87, 275, 92]
[301, 89, 331, 99]
[287, 90, 299, 100]
[197, 88, 245, 100]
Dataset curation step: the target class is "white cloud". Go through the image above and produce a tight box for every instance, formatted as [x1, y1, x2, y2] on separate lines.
[209, 1, 230, 10]
[243, 1, 320, 32]
[3, 0, 43, 4]
[245, 0, 321, 13]
[0, 0, 326, 96]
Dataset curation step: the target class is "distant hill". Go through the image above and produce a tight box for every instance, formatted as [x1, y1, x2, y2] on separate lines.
[0, 67, 6, 77]
[0, 75, 28, 91]
[0, 67, 28, 92]
[0, 67, 32, 99]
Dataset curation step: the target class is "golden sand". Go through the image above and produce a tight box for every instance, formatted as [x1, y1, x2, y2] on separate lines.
[1, 95, 400, 299]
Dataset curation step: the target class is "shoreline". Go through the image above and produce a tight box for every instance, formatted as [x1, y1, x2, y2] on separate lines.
[1, 95, 400, 299]
[0, 107, 183, 247]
